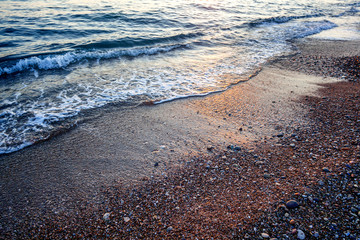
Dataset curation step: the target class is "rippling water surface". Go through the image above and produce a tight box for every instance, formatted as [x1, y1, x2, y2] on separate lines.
[0, 0, 359, 154]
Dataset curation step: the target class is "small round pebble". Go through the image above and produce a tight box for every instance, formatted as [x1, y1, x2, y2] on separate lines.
[286, 200, 299, 209]
[261, 233, 270, 238]
[103, 212, 110, 221]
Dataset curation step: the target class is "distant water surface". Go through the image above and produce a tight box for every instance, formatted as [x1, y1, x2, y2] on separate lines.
[0, 0, 359, 154]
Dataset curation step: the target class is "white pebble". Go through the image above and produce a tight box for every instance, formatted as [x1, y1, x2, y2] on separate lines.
[103, 212, 110, 221]
[261, 233, 270, 238]
[297, 229, 305, 239]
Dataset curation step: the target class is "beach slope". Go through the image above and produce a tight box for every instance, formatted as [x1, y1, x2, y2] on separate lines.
[0, 39, 359, 238]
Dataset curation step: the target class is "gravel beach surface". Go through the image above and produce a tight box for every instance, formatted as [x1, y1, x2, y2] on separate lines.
[1, 39, 359, 239]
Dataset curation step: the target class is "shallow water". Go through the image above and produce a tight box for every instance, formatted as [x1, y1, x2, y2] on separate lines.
[0, 0, 359, 154]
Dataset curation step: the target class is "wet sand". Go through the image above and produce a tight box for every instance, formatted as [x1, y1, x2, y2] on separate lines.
[0, 39, 359, 238]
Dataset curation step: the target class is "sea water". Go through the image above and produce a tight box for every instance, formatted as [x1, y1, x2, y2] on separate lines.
[0, 0, 359, 154]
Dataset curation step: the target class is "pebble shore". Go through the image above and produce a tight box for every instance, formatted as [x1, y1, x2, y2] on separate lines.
[1, 41, 359, 239]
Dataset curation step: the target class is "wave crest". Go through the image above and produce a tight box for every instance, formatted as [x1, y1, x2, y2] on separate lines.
[247, 13, 325, 27]
[0, 44, 187, 77]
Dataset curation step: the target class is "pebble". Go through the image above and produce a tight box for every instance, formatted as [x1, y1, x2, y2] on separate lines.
[286, 200, 299, 209]
[103, 212, 110, 221]
[290, 219, 296, 225]
[264, 173, 271, 179]
[255, 161, 265, 166]
[261, 233, 270, 238]
[167, 226, 173, 232]
[277, 204, 286, 212]
[312, 232, 319, 238]
[227, 145, 241, 151]
[207, 146, 214, 151]
[350, 207, 358, 213]
[322, 167, 330, 173]
[124, 217, 130, 223]
[297, 229, 305, 239]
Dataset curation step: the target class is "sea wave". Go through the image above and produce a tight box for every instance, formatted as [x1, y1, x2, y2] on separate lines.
[0, 26, 112, 38]
[74, 32, 203, 50]
[0, 44, 188, 77]
[246, 13, 325, 28]
[289, 20, 338, 39]
[68, 11, 181, 28]
[332, 6, 359, 17]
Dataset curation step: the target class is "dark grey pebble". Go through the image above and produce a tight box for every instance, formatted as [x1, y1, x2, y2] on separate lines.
[322, 167, 331, 173]
[227, 145, 241, 151]
[286, 200, 299, 209]
[351, 207, 358, 213]
[312, 231, 320, 238]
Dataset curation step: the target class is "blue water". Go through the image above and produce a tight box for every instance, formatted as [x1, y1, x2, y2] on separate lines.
[0, 0, 359, 154]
